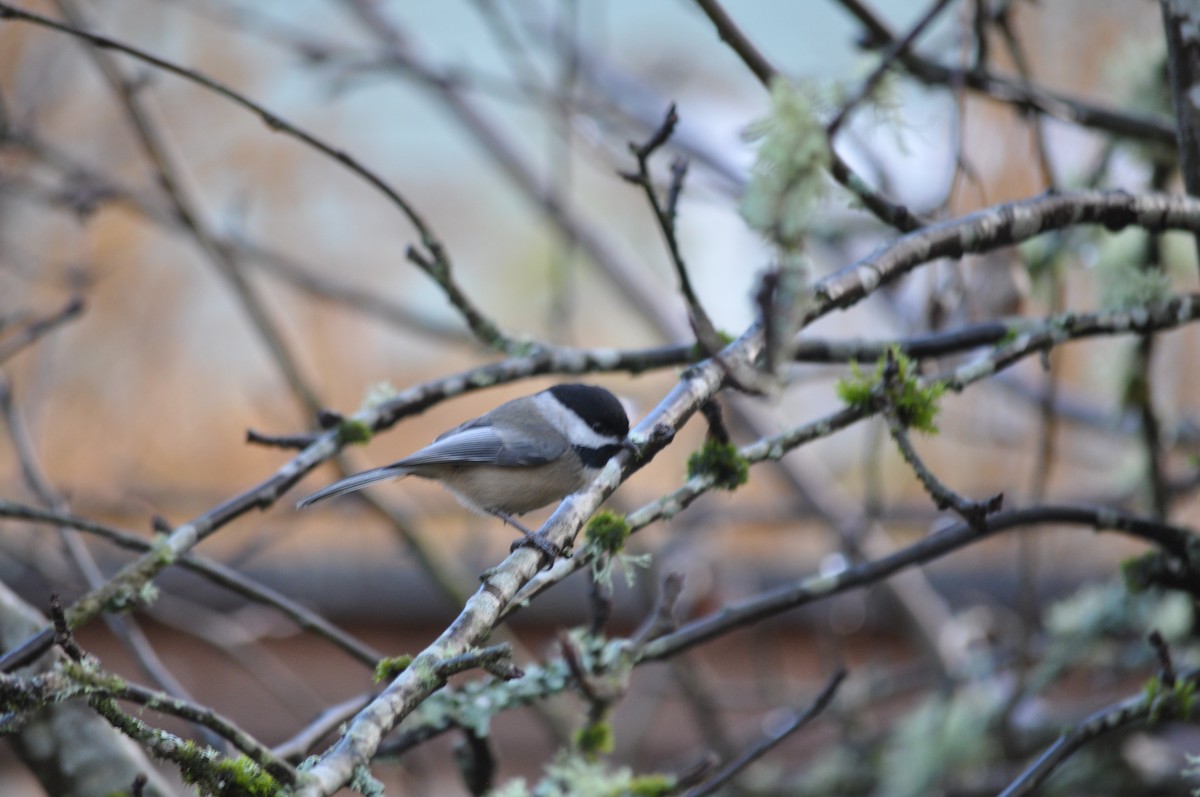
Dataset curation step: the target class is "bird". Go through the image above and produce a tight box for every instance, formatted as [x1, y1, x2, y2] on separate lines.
[296, 383, 631, 559]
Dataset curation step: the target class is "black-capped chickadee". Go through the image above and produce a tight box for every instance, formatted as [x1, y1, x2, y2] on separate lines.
[297, 383, 630, 557]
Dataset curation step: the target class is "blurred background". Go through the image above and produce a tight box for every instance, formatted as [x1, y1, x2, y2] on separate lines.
[2, 0, 1199, 794]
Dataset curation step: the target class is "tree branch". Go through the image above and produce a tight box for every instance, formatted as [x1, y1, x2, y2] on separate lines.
[832, 0, 1177, 146]
[0, 296, 84, 363]
[693, 0, 928, 231]
[638, 505, 1198, 661]
[1159, 0, 1200, 273]
[683, 667, 847, 797]
[997, 666, 1200, 797]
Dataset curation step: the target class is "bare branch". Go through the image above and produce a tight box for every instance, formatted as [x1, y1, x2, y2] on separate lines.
[638, 505, 1199, 661]
[0, 296, 84, 363]
[885, 408, 1004, 528]
[693, 0, 778, 86]
[997, 666, 1200, 797]
[50, 0, 323, 416]
[0, 499, 384, 667]
[833, 0, 1177, 145]
[0, 2, 440, 251]
[682, 668, 847, 797]
[694, 0, 929, 231]
[621, 104, 725, 357]
[810, 191, 1200, 319]
[826, 0, 956, 137]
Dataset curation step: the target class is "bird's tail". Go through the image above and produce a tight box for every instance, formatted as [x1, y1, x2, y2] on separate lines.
[295, 465, 410, 509]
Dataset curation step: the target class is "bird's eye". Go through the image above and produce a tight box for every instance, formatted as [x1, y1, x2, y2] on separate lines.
[591, 422, 604, 433]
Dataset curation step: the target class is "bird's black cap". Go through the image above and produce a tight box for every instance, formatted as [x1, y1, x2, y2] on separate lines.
[547, 383, 630, 438]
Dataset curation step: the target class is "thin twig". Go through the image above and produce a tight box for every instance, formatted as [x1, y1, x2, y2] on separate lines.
[5, 0, 517, 362]
[0, 372, 222, 748]
[50, 0, 323, 416]
[693, 0, 777, 85]
[629, 572, 685, 648]
[1160, 0, 1200, 273]
[826, 0, 957, 136]
[638, 505, 1200, 662]
[879, 345, 1003, 526]
[273, 693, 373, 761]
[1148, 630, 1175, 687]
[0, 296, 84, 363]
[404, 245, 511, 350]
[832, 0, 1176, 146]
[693, 0, 928, 231]
[620, 104, 724, 356]
[48, 595, 83, 662]
[992, 3, 1057, 188]
[0, 499, 383, 667]
[800, 321, 1008, 360]
[587, 568, 614, 636]
[996, 666, 1200, 797]
[682, 668, 847, 797]
[1129, 162, 1174, 518]
[9, 617, 297, 784]
[886, 410, 1003, 528]
[246, 429, 319, 450]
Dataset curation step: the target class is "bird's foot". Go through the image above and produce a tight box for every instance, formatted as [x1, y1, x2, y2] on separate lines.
[509, 532, 571, 570]
[492, 510, 569, 570]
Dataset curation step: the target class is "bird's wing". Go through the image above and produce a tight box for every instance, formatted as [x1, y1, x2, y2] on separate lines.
[400, 424, 566, 467]
[296, 421, 569, 509]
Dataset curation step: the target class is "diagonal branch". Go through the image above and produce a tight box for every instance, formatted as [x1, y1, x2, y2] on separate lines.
[0, 499, 384, 666]
[682, 668, 847, 797]
[997, 665, 1200, 797]
[638, 505, 1199, 662]
[825, 0, 957, 137]
[51, 0, 322, 416]
[0, 296, 84, 363]
[832, 0, 1176, 146]
[693, 0, 777, 86]
[808, 191, 1200, 320]
[0, 0, 519, 358]
[885, 406, 1003, 528]
[0, 2, 437, 252]
[693, 0, 929, 231]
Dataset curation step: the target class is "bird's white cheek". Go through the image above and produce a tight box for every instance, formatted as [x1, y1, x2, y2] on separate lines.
[531, 393, 616, 448]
